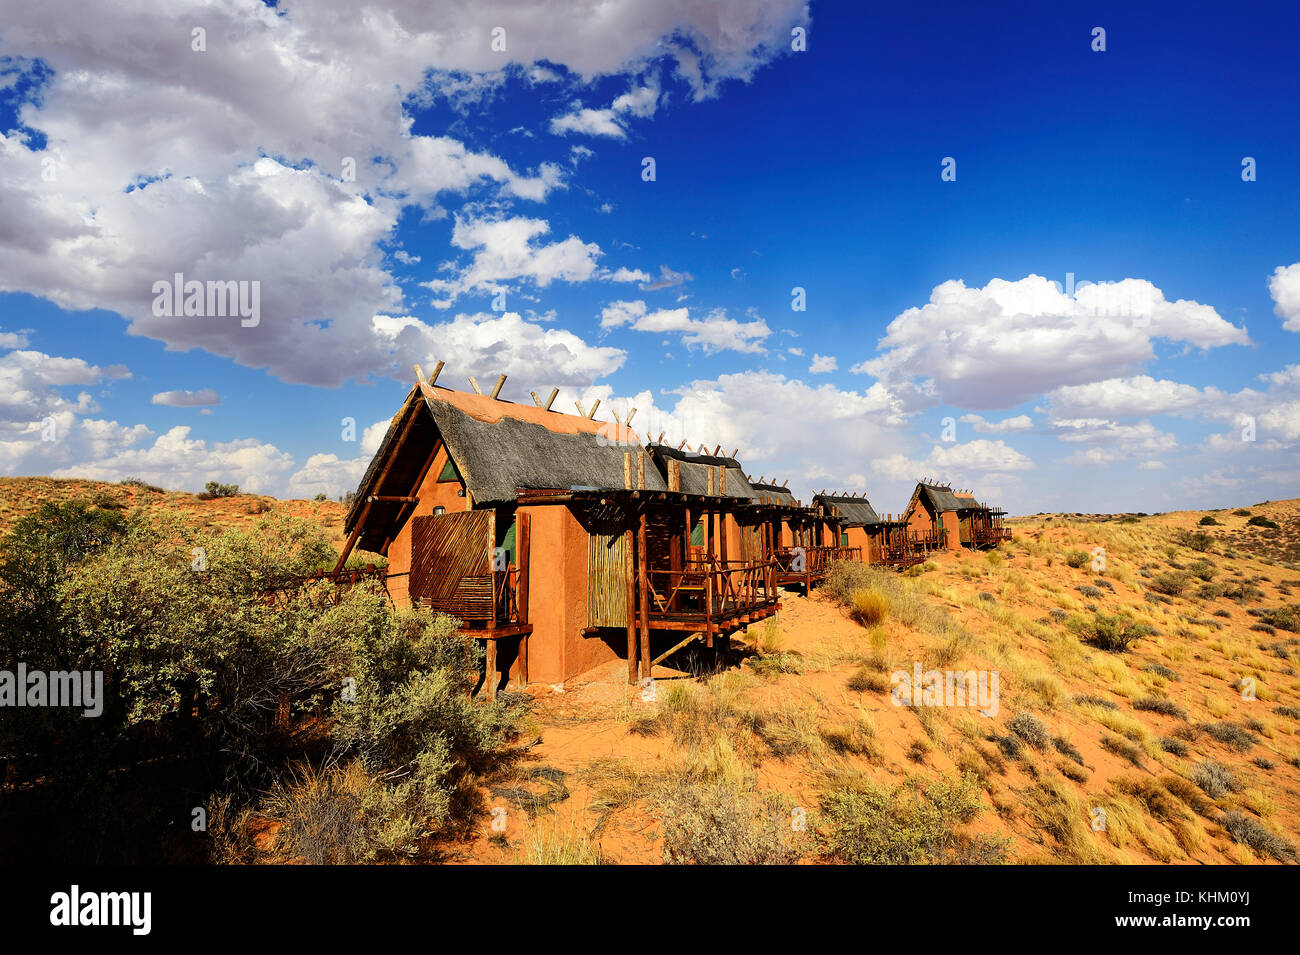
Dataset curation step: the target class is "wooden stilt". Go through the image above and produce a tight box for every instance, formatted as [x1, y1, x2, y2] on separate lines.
[626, 519, 637, 685]
[638, 509, 651, 680]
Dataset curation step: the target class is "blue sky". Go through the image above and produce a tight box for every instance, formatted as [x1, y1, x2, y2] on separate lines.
[0, 0, 1297, 513]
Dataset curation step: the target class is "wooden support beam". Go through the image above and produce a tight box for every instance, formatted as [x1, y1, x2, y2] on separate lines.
[624, 451, 633, 490]
[489, 374, 506, 399]
[332, 500, 372, 576]
[719, 465, 727, 496]
[626, 519, 637, 685]
[677, 439, 688, 450]
[651, 632, 703, 668]
[656, 430, 665, 445]
[429, 360, 444, 386]
[574, 399, 586, 417]
[626, 408, 637, 426]
[713, 445, 721, 456]
[366, 495, 419, 503]
[544, 388, 558, 411]
[587, 398, 600, 419]
[467, 376, 482, 395]
[636, 450, 646, 490]
[638, 509, 651, 680]
[413, 363, 425, 384]
[530, 390, 543, 407]
[517, 513, 530, 689]
[611, 409, 622, 425]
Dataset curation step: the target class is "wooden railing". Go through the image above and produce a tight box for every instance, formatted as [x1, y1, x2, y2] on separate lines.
[644, 557, 778, 622]
[829, 546, 863, 563]
[492, 567, 523, 625]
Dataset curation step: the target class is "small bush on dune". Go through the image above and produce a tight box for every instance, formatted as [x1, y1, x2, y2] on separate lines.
[198, 480, 240, 499]
[1247, 516, 1280, 529]
[1159, 736, 1188, 756]
[1150, 571, 1189, 596]
[1220, 811, 1298, 862]
[849, 587, 890, 627]
[1176, 530, 1215, 552]
[1200, 721, 1256, 752]
[1009, 713, 1050, 750]
[661, 778, 801, 865]
[819, 773, 1007, 865]
[1069, 612, 1151, 652]
[1065, 550, 1089, 569]
[1133, 697, 1189, 720]
[1198, 515, 1220, 526]
[1190, 761, 1240, 798]
[847, 667, 890, 693]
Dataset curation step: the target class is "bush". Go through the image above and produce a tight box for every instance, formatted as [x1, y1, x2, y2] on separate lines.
[1220, 811, 1298, 862]
[1159, 736, 1188, 756]
[1176, 530, 1215, 552]
[1070, 612, 1151, 652]
[1257, 604, 1300, 633]
[199, 480, 240, 499]
[1233, 509, 1252, 517]
[1200, 721, 1256, 752]
[661, 778, 801, 865]
[1150, 572, 1189, 596]
[1198, 515, 1220, 526]
[847, 667, 890, 693]
[819, 773, 1007, 865]
[1190, 761, 1239, 798]
[1187, 559, 1217, 581]
[1143, 663, 1180, 681]
[1009, 713, 1050, 750]
[1101, 735, 1146, 768]
[1133, 697, 1188, 720]
[1247, 515, 1280, 529]
[0, 507, 519, 863]
[849, 587, 890, 627]
[1065, 550, 1089, 569]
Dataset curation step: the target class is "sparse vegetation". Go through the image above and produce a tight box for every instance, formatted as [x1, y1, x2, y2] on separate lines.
[819, 773, 1007, 865]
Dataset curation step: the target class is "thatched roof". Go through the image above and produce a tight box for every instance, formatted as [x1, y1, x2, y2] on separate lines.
[814, 493, 883, 527]
[648, 445, 758, 500]
[343, 385, 666, 552]
[750, 480, 796, 506]
[907, 482, 994, 516]
[917, 482, 971, 513]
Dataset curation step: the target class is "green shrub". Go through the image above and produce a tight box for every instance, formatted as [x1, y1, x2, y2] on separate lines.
[1198, 515, 1220, 526]
[199, 480, 240, 499]
[1065, 550, 1089, 569]
[819, 773, 1007, 865]
[0, 507, 519, 863]
[1069, 612, 1151, 652]
[1150, 571, 1189, 596]
[1247, 516, 1279, 529]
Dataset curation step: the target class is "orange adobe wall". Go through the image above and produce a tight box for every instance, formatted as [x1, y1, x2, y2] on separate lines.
[940, 510, 962, 550]
[516, 502, 619, 685]
[841, 525, 874, 562]
[905, 497, 934, 540]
